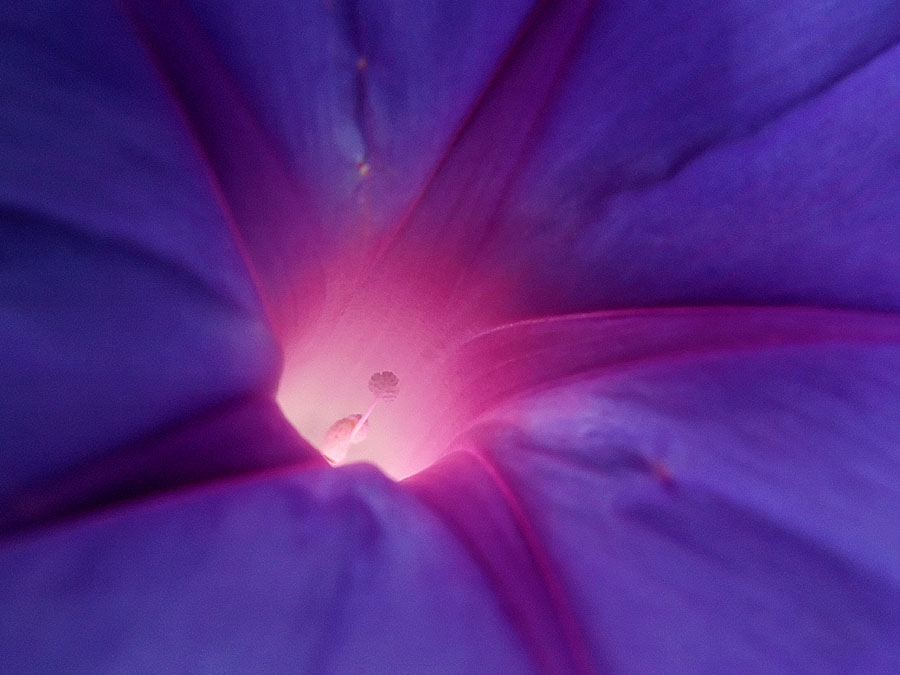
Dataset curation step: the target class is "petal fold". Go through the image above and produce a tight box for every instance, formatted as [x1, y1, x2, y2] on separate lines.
[425, 307, 900, 673]
[0, 0, 281, 496]
[0, 465, 534, 673]
[491, 2, 900, 315]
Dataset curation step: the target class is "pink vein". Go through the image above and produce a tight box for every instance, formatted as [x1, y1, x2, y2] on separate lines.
[464, 447, 599, 675]
[366, 0, 592, 265]
[114, 0, 308, 338]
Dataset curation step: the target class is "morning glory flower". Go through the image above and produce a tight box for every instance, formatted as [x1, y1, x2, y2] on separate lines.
[2, 0, 900, 673]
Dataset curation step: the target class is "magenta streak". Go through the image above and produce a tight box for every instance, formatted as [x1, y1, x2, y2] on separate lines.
[367, 0, 597, 268]
[464, 448, 599, 675]
[450, 306, 900, 418]
[364, 0, 546, 264]
[115, 0, 323, 337]
[114, 0, 276, 328]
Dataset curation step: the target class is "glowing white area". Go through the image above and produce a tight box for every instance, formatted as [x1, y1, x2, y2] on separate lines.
[273, 229, 519, 478]
[276, 271, 473, 479]
[278, 345, 451, 478]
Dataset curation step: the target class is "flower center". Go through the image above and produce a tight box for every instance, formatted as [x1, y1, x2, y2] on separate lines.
[274, 243, 514, 478]
[275, 274, 464, 478]
[318, 370, 399, 464]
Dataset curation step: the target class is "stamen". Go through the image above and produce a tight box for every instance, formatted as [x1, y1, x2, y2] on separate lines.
[322, 371, 399, 464]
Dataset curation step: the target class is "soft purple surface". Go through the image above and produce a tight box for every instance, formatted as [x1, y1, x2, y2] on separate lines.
[0, 0, 279, 497]
[443, 309, 900, 673]
[3, 1, 900, 674]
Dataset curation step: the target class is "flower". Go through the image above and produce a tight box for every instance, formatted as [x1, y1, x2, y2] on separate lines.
[2, 1, 900, 673]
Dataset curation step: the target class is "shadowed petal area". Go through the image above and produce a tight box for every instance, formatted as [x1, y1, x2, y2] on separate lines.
[411, 307, 900, 673]
[0, 466, 533, 674]
[0, 1, 302, 497]
[113, 1, 900, 325]
[123, 0, 537, 332]
[0, 398, 324, 536]
[173, 0, 536, 236]
[350, 0, 900, 318]
[482, 1, 900, 315]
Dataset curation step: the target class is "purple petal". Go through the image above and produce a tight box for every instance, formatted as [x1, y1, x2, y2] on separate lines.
[413, 307, 900, 672]
[123, 0, 537, 331]
[0, 1, 287, 496]
[4, 1, 900, 673]
[0, 464, 533, 673]
[485, 1, 900, 315]
[332, 1, 900, 318]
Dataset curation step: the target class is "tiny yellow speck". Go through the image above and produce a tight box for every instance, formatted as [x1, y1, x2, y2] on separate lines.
[357, 56, 368, 71]
[357, 161, 370, 177]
